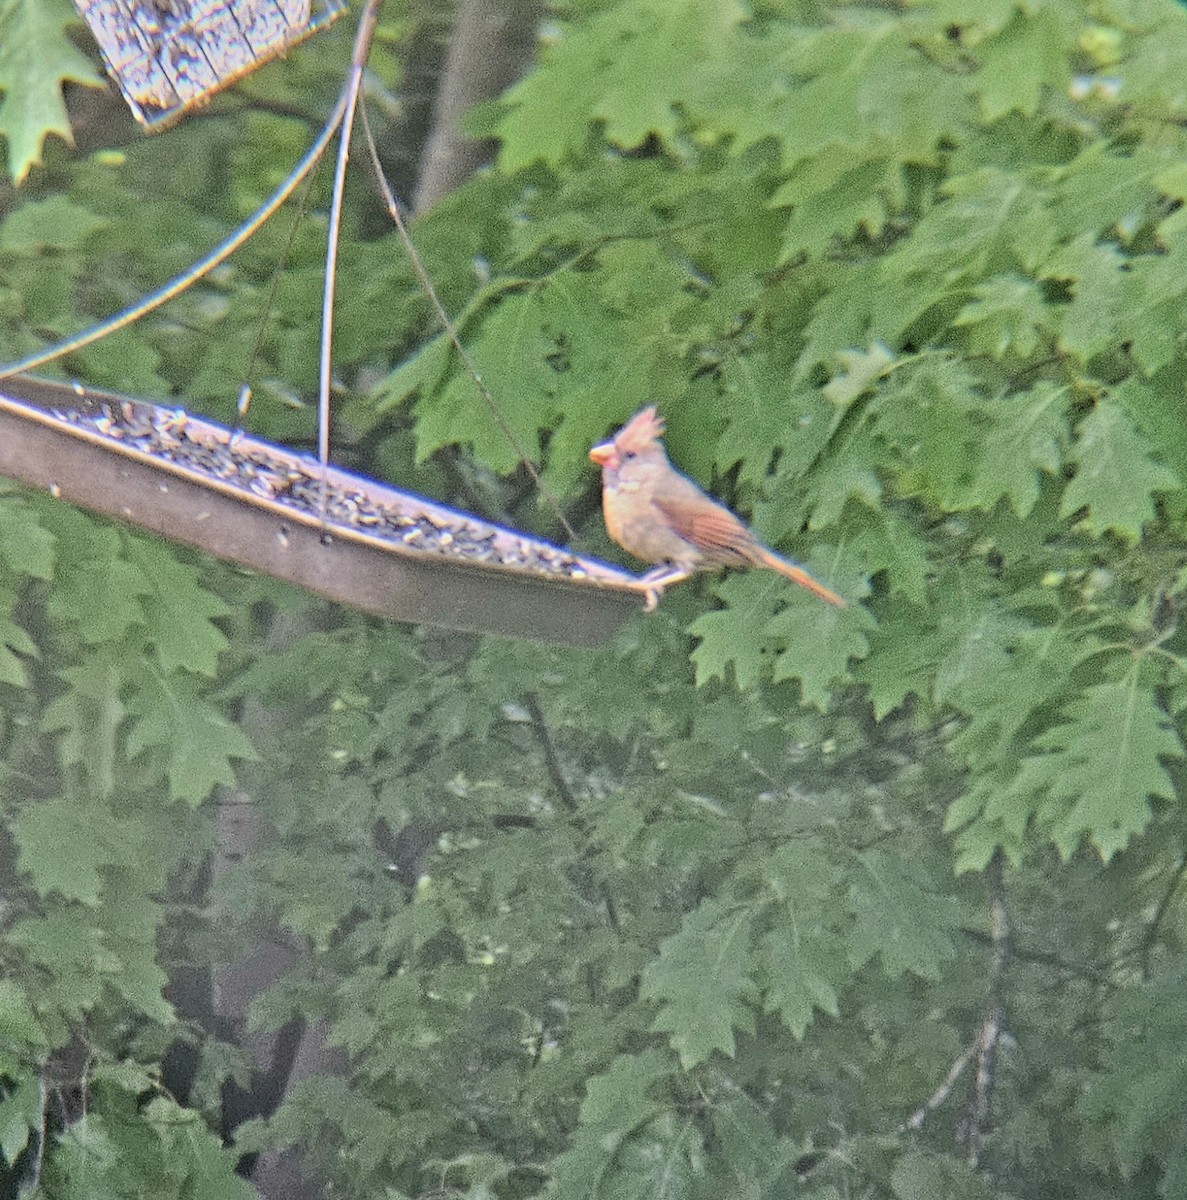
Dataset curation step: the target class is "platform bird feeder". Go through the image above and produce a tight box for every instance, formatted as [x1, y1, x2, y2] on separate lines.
[74, 0, 347, 130]
[0, 375, 644, 645]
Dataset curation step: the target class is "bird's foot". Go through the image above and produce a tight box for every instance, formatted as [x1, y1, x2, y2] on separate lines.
[637, 564, 693, 612]
[632, 572, 665, 612]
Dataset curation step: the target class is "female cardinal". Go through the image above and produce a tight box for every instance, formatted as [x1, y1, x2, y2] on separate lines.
[589, 406, 845, 611]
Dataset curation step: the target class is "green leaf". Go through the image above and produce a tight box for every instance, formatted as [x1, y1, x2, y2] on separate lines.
[875, 362, 984, 511]
[43, 653, 125, 795]
[160, 1101, 258, 1200]
[963, 383, 1070, 517]
[1076, 976, 1187, 1190]
[758, 924, 840, 1040]
[1116, 370, 1187, 485]
[846, 507, 931, 605]
[931, 597, 1033, 714]
[0, 493, 55, 578]
[537, 1050, 677, 1199]
[945, 613, 1087, 770]
[953, 274, 1049, 360]
[0, 194, 107, 254]
[846, 850, 954, 980]
[47, 523, 150, 644]
[75, 326, 169, 397]
[765, 563, 873, 709]
[601, 1115, 703, 1199]
[12, 796, 114, 904]
[578, 1049, 674, 1131]
[972, 7, 1071, 122]
[0, 1073, 42, 1163]
[1060, 401, 1180, 541]
[0, 607, 37, 687]
[0, 979, 47, 1049]
[125, 540, 230, 677]
[1033, 676, 1181, 860]
[888, 168, 1058, 286]
[125, 671, 256, 804]
[775, 152, 901, 260]
[7, 909, 106, 1019]
[950, 664, 1180, 869]
[1051, 145, 1164, 240]
[90, 1059, 158, 1096]
[721, 18, 970, 170]
[689, 574, 775, 690]
[1042, 234, 1129, 363]
[797, 262, 882, 378]
[0, 0, 101, 183]
[371, 332, 453, 415]
[497, 0, 748, 170]
[822, 343, 896, 409]
[712, 361, 833, 488]
[689, 555, 865, 701]
[407, 271, 664, 476]
[800, 420, 885, 530]
[853, 601, 937, 718]
[890, 1148, 1002, 1200]
[98, 871, 173, 1023]
[640, 898, 757, 1069]
[1118, 242, 1187, 375]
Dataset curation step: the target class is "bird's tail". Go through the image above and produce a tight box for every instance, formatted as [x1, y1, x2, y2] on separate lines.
[758, 548, 846, 607]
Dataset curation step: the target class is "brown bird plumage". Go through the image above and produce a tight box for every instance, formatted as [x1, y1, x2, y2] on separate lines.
[589, 406, 845, 610]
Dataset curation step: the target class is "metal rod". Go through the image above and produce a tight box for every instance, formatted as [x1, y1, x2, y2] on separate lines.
[0, 82, 350, 382]
[318, 0, 385, 484]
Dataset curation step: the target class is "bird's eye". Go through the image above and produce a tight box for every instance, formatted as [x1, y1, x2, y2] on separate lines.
[622, 449, 636, 460]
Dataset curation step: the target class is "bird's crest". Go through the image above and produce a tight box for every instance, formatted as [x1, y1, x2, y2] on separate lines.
[616, 405, 666, 454]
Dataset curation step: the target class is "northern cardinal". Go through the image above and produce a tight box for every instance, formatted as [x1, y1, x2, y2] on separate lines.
[589, 406, 845, 611]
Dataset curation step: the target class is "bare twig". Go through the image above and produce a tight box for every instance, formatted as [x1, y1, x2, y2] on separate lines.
[959, 927, 1108, 984]
[901, 853, 1011, 1161]
[958, 852, 1009, 1165]
[523, 693, 577, 812]
[900, 1044, 976, 1132]
[521, 694, 623, 931]
[27, 1071, 47, 1194]
[1141, 855, 1187, 982]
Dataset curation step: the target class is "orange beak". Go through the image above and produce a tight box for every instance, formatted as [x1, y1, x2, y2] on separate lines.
[589, 440, 614, 466]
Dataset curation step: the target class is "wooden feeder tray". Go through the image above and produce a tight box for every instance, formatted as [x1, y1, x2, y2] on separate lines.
[0, 375, 644, 645]
[75, 0, 346, 130]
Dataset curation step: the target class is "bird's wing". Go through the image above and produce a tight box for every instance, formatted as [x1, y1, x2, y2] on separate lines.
[652, 492, 761, 566]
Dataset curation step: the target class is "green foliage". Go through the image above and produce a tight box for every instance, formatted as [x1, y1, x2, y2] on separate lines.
[0, 0, 101, 183]
[2, 0, 1187, 1197]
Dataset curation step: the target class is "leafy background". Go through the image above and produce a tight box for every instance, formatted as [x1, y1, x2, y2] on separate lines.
[1, 0, 1187, 1196]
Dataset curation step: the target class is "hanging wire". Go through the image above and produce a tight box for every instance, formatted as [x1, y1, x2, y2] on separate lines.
[317, 0, 385, 488]
[235, 167, 320, 429]
[0, 88, 351, 383]
[358, 100, 578, 544]
[1, 0, 579, 550]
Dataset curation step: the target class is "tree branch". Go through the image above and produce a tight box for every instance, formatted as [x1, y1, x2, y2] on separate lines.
[1141, 855, 1187, 981]
[524, 692, 577, 812]
[957, 852, 1009, 1166]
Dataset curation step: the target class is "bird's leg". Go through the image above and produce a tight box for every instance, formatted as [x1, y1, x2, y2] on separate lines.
[640, 563, 693, 587]
[638, 563, 693, 611]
